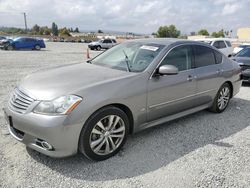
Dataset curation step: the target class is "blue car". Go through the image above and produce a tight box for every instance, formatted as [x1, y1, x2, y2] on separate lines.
[1, 37, 46, 50]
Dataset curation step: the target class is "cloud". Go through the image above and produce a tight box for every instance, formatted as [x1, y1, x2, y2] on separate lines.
[0, 0, 249, 34]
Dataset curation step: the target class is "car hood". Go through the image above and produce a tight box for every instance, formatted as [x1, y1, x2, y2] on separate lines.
[89, 41, 100, 45]
[232, 57, 250, 65]
[19, 63, 133, 100]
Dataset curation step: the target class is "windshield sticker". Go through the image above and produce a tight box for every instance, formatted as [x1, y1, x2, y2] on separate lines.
[140, 45, 159, 51]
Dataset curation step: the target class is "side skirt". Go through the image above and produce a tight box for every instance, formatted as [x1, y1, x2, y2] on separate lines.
[135, 103, 211, 133]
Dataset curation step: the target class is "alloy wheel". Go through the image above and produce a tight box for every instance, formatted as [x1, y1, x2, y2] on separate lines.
[217, 86, 230, 110]
[89, 115, 125, 156]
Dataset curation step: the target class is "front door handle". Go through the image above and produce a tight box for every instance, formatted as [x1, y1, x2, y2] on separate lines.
[187, 75, 193, 81]
[216, 69, 223, 75]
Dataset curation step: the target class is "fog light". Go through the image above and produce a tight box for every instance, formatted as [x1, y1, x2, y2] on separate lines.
[41, 141, 53, 150]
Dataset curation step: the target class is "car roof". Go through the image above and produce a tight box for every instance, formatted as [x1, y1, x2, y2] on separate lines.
[195, 38, 231, 42]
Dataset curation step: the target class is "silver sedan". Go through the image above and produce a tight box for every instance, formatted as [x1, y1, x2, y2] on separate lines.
[4, 38, 242, 161]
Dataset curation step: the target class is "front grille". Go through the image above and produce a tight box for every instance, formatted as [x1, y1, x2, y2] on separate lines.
[9, 88, 35, 114]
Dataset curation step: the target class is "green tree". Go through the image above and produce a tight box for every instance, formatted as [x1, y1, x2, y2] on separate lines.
[51, 22, 58, 36]
[98, 29, 103, 33]
[156, 25, 180, 38]
[198, 29, 209, 36]
[59, 27, 71, 36]
[211, 29, 225, 38]
[74, 27, 79, 32]
[32, 24, 40, 34]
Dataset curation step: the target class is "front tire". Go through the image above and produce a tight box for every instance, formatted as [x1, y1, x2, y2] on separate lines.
[79, 106, 129, 161]
[7, 45, 14, 50]
[96, 45, 101, 51]
[209, 83, 231, 113]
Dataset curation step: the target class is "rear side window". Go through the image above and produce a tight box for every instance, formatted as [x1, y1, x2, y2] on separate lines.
[111, 39, 117, 43]
[213, 41, 226, 49]
[214, 50, 223, 64]
[225, 41, 232, 47]
[194, 45, 216, 68]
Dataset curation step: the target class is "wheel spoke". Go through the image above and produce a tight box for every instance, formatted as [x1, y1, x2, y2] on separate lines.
[92, 128, 103, 135]
[112, 116, 121, 129]
[110, 133, 124, 138]
[105, 138, 111, 154]
[111, 126, 125, 133]
[91, 136, 104, 148]
[94, 139, 106, 153]
[107, 115, 114, 130]
[96, 121, 106, 131]
[108, 137, 116, 150]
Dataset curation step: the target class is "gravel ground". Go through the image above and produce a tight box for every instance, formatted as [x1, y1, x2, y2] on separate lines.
[0, 42, 250, 188]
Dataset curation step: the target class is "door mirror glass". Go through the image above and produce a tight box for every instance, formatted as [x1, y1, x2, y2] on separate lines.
[158, 65, 178, 75]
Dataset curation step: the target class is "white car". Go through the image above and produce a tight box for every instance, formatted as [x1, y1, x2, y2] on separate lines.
[194, 38, 233, 57]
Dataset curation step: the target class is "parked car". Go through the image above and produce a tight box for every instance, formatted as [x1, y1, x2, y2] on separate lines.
[233, 44, 250, 54]
[231, 47, 250, 82]
[195, 38, 233, 57]
[3, 39, 242, 161]
[1, 37, 46, 50]
[0, 36, 6, 41]
[88, 39, 117, 50]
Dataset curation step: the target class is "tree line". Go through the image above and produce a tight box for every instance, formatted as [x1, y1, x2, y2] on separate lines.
[31, 22, 79, 36]
[155, 25, 232, 38]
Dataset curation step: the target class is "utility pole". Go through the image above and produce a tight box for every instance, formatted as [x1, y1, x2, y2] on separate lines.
[22, 12, 27, 32]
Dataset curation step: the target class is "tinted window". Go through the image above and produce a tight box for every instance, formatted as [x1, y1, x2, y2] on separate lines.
[237, 48, 250, 57]
[214, 50, 223, 64]
[213, 41, 226, 49]
[161, 45, 193, 71]
[225, 41, 232, 47]
[194, 45, 216, 67]
[103, 39, 112, 43]
[111, 39, 117, 43]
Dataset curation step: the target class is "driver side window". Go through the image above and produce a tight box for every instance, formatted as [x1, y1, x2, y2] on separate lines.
[160, 45, 193, 71]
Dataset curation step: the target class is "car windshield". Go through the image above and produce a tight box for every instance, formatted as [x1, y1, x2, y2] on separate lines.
[13, 37, 22, 41]
[236, 48, 250, 57]
[91, 42, 165, 72]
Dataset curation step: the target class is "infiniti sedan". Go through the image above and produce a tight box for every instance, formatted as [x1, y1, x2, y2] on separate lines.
[231, 47, 250, 82]
[4, 39, 242, 161]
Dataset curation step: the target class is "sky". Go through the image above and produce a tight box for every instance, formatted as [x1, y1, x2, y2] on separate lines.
[0, 0, 249, 35]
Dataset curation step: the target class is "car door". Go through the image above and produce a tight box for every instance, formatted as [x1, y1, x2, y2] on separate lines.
[193, 45, 223, 106]
[147, 45, 197, 122]
[103, 39, 112, 48]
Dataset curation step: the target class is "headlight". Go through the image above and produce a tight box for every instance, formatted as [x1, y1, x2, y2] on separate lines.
[33, 95, 82, 115]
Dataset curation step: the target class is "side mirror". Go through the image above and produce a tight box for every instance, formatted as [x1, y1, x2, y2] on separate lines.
[158, 65, 179, 75]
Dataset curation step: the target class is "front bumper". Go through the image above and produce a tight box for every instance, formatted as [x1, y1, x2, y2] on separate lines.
[241, 69, 250, 82]
[3, 107, 83, 158]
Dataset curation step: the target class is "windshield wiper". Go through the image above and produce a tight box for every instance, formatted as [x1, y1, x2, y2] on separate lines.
[122, 50, 131, 72]
[86, 59, 92, 64]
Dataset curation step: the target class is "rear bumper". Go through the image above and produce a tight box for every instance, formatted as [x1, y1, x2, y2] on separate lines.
[3, 107, 83, 158]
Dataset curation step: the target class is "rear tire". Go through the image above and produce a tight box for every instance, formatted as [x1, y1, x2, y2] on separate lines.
[209, 83, 231, 113]
[79, 106, 129, 161]
[34, 45, 41, 50]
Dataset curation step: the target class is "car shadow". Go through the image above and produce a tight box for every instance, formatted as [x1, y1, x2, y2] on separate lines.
[27, 97, 250, 181]
[242, 82, 250, 87]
